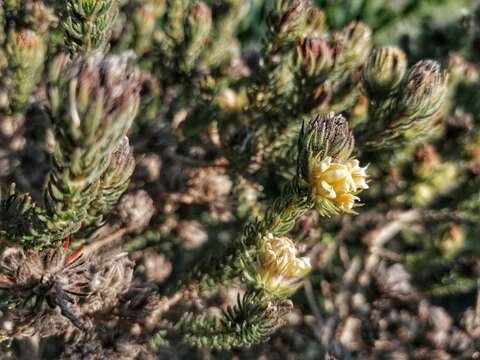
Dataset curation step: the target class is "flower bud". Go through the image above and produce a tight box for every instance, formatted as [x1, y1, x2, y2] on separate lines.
[135, 4, 156, 33]
[109, 137, 135, 176]
[305, 7, 325, 34]
[363, 46, 407, 97]
[133, 3, 157, 56]
[48, 52, 141, 155]
[186, 1, 212, 26]
[447, 53, 479, 84]
[334, 22, 372, 71]
[7, 29, 44, 64]
[298, 113, 354, 180]
[182, 1, 212, 71]
[149, 0, 167, 18]
[25, 2, 58, 34]
[294, 36, 333, 79]
[5, 29, 45, 111]
[436, 224, 464, 258]
[84, 136, 136, 228]
[399, 60, 448, 119]
[267, 0, 313, 47]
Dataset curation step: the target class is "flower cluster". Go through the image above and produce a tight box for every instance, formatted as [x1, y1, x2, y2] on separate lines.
[254, 233, 311, 298]
[309, 156, 368, 214]
[298, 113, 368, 215]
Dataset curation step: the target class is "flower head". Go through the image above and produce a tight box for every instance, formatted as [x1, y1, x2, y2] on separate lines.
[0, 239, 133, 336]
[297, 113, 368, 215]
[309, 156, 368, 214]
[253, 233, 311, 298]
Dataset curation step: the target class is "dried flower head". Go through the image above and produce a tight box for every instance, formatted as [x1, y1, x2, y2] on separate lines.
[177, 220, 208, 249]
[249, 233, 311, 298]
[25, 2, 58, 34]
[309, 156, 368, 215]
[118, 190, 155, 231]
[0, 240, 133, 336]
[374, 262, 413, 299]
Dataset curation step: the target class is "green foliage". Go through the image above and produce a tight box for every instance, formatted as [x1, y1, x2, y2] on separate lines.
[174, 291, 292, 350]
[0, 0, 479, 358]
[44, 53, 141, 241]
[63, 0, 119, 54]
[0, 186, 45, 245]
[0, 52, 141, 247]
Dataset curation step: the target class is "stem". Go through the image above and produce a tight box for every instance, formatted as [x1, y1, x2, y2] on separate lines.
[146, 291, 184, 330]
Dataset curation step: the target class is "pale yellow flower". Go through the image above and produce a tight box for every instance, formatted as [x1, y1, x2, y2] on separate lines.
[346, 159, 369, 191]
[309, 156, 368, 213]
[216, 88, 247, 112]
[256, 233, 311, 298]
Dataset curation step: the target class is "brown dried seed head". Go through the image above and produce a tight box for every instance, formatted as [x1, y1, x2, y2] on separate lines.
[118, 190, 155, 230]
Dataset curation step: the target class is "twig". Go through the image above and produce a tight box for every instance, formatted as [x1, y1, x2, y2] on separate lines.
[82, 226, 129, 256]
[146, 292, 184, 330]
[303, 279, 321, 321]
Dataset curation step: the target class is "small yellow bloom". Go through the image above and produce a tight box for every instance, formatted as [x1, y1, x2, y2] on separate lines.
[216, 88, 247, 112]
[309, 156, 368, 213]
[346, 159, 369, 191]
[256, 233, 311, 298]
